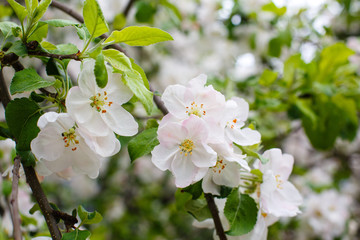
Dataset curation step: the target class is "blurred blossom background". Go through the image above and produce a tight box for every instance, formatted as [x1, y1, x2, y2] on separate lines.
[1, 0, 360, 239]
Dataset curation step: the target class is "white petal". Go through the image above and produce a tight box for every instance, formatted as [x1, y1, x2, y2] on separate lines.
[78, 112, 112, 137]
[226, 127, 261, 146]
[106, 70, 133, 104]
[78, 59, 97, 96]
[37, 112, 60, 129]
[191, 144, 217, 168]
[202, 171, 220, 195]
[66, 87, 94, 124]
[72, 141, 102, 178]
[162, 84, 188, 119]
[102, 104, 138, 136]
[171, 154, 198, 188]
[187, 74, 207, 88]
[212, 162, 240, 187]
[151, 145, 178, 171]
[157, 121, 185, 147]
[31, 126, 65, 161]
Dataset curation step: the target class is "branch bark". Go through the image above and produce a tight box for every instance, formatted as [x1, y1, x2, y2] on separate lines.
[10, 156, 22, 240]
[28, 50, 81, 61]
[123, 0, 137, 17]
[204, 193, 227, 240]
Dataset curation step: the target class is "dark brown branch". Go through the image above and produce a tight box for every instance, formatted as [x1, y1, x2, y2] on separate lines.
[152, 90, 168, 115]
[123, 0, 137, 17]
[28, 50, 81, 61]
[52, 210, 78, 232]
[23, 166, 62, 240]
[1, 53, 25, 72]
[10, 156, 22, 240]
[0, 68, 11, 108]
[204, 193, 227, 240]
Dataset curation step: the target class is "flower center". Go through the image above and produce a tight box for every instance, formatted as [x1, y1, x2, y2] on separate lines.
[212, 156, 227, 173]
[185, 101, 206, 117]
[179, 139, 194, 156]
[275, 174, 283, 189]
[62, 127, 79, 151]
[89, 91, 113, 113]
[226, 118, 238, 129]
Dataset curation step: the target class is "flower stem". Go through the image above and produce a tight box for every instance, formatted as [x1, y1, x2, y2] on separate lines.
[10, 156, 22, 240]
[204, 193, 227, 240]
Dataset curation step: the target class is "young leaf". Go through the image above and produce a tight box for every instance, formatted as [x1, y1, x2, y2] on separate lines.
[32, 0, 52, 23]
[103, 49, 132, 72]
[122, 70, 154, 114]
[128, 127, 159, 162]
[5, 98, 41, 151]
[10, 68, 55, 94]
[6, 40, 28, 57]
[62, 229, 91, 240]
[94, 53, 108, 88]
[235, 144, 268, 164]
[83, 0, 109, 38]
[78, 205, 103, 225]
[7, 0, 28, 22]
[181, 180, 203, 200]
[105, 26, 173, 46]
[184, 197, 212, 221]
[224, 190, 258, 236]
[259, 69, 278, 86]
[75, 24, 91, 41]
[44, 19, 79, 27]
[27, 21, 48, 42]
[130, 59, 149, 89]
[0, 21, 19, 37]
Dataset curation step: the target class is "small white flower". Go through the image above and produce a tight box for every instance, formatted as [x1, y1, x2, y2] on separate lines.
[31, 112, 120, 178]
[256, 148, 302, 217]
[66, 59, 138, 137]
[151, 115, 217, 188]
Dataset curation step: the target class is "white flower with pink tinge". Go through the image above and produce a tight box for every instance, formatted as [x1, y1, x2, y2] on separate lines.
[256, 148, 302, 217]
[151, 115, 217, 188]
[223, 97, 261, 146]
[31, 112, 120, 178]
[202, 142, 249, 195]
[161, 74, 226, 142]
[66, 59, 138, 137]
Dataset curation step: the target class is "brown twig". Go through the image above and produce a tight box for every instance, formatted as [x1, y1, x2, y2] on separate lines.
[123, 0, 137, 17]
[204, 193, 227, 240]
[28, 50, 81, 61]
[23, 166, 62, 240]
[0, 68, 11, 108]
[10, 156, 23, 240]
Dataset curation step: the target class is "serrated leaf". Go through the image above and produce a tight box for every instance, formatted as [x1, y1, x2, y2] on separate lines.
[41, 41, 57, 50]
[94, 53, 108, 88]
[5, 98, 41, 151]
[182, 180, 203, 200]
[128, 127, 159, 162]
[83, 0, 109, 38]
[62, 229, 91, 240]
[103, 49, 132, 72]
[46, 58, 60, 76]
[75, 24, 91, 41]
[10, 68, 55, 94]
[130, 59, 149, 89]
[6, 40, 27, 57]
[0, 21, 19, 37]
[78, 205, 103, 225]
[122, 70, 154, 114]
[32, 0, 52, 23]
[184, 197, 212, 221]
[44, 19, 79, 27]
[7, 0, 28, 22]
[105, 26, 173, 46]
[224, 190, 258, 236]
[0, 122, 13, 139]
[28, 21, 48, 42]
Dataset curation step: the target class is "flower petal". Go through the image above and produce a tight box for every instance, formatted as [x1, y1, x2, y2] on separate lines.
[151, 145, 178, 171]
[102, 104, 138, 136]
[66, 87, 94, 124]
[171, 154, 198, 188]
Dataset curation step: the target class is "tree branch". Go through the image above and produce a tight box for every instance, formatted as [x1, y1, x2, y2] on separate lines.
[123, 0, 137, 17]
[10, 156, 22, 240]
[0, 68, 11, 108]
[204, 193, 227, 240]
[28, 50, 81, 61]
[23, 166, 62, 240]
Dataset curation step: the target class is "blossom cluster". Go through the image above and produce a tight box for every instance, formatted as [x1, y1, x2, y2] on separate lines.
[151, 75, 303, 238]
[31, 59, 138, 178]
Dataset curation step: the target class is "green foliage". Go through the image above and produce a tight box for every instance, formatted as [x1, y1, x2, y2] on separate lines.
[103, 49, 132, 72]
[0, 21, 19, 38]
[135, 1, 157, 23]
[235, 144, 268, 164]
[6, 0, 27, 22]
[5, 98, 41, 152]
[17, 150, 36, 167]
[6, 41, 27, 57]
[259, 69, 278, 86]
[113, 13, 126, 30]
[175, 190, 211, 221]
[62, 229, 91, 240]
[128, 127, 159, 162]
[0, 122, 13, 139]
[44, 19, 79, 27]
[262, 2, 286, 16]
[10, 68, 55, 94]
[181, 181, 203, 200]
[224, 190, 258, 236]
[105, 26, 173, 46]
[2, 179, 12, 197]
[83, 0, 109, 38]
[27, 21, 48, 42]
[31, 0, 52, 24]
[94, 53, 108, 88]
[78, 205, 103, 225]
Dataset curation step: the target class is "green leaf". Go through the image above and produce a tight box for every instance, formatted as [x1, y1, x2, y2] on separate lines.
[6, 40, 28, 57]
[0, 21, 19, 37]
[105, 26, 173, 46]
[29, 203, 40, 214]
[184, 197, 212, 221]
[235, 144, 268, 164]
[7, 0, 28, 22]
[283, 54, 303, 87]
[49, 43, 79, 68]
[62, 229, 91, 240]
[75, 24, 91, 41]
[5, 98, 41, 151]
[46, 58, 61, 76]
[103, 49, 132, 72]
[262, 2, 286, 16]
[41, 41, 57, 50]
[0, 5, 13, 19]
[94, 53, 108, 88]
[128, 127, 159, 162]
[10, 68, 55, 94]
[83, 0, 109, 38]
[333, 95, 358, 141]
[259, 69, 278, 86]
[17, 150, 36, 166]
[135, 1, 157, 23]
[224, 190, 258, 236]
[113, 13, 126, 30]
[122, 70, 154, 115]
[130, 59, 149, 89]
[160, 0, 182, 21]
[0, 122, 13, 139]
[28, 21, 48, 42]
[44, 19, 79, 27]
[32, 0, 52, 23]
[2, 179, 12, 197]
[78, 205, 103, 225]
[181, 180, 203, 200]
[25, 0, 38, 15]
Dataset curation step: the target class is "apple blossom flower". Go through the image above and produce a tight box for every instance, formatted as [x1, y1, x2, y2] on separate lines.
[151, 115, 217, 188]
[161, 74, 226, 142]
[256, 148, 302, 217]
[66, 59, 138, 137]
[31, 112, 120, 178]
[202, 142, 249, 195]
[223, 97, 261, 146]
